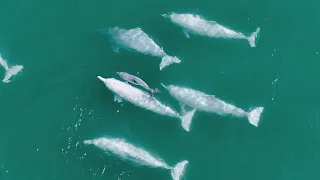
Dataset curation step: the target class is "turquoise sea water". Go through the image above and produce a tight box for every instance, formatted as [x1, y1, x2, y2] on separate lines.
[1, 0, 320, 179]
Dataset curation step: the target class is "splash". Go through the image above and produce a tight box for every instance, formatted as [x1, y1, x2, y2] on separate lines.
[61, 96, 100, 168]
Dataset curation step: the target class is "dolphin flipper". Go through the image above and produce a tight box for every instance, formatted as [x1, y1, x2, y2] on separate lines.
[160, 56, 181, 70]
[171, 160, 189, 180]
[114, 95, 123, 103]
[183, 29, 190, 38]
[248, 107, 264, 127]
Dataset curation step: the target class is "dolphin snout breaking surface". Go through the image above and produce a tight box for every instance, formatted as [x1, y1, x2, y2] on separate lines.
[97, 76, 104, 81]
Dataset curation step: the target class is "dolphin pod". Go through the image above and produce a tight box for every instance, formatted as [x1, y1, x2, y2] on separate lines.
[0, 5, 264, 179]
[84, 137, 188, 180]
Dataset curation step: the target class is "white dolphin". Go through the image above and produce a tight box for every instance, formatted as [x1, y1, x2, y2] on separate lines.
[108, 27, 181, 70]
[0, 54, 23, 83]
[97, 76, 196, 131]
[162, 13, 260, 47]
[84, 137, 188, 180]
[161, 84, 264, 127]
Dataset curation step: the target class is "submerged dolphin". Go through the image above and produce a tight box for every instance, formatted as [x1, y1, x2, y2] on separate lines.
[162, 13, 260, 47]
[84, 137, 188, 180]
[117, 72, 159, 96]
[108, 27, 181, 70]
[97, 76, 196, 131]
[0, 54, 23, 83]
[161, 84, 264, 127]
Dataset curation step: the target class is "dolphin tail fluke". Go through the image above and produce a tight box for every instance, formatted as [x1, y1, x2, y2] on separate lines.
[180, 109, 196, 132]
[183, 29, 190, 38]
[170, 160, 188, 180]
[248, 27, 260, 47]
[248, 107, 264, 127]
[2, 65, 23, 83]
[160, 56, 181, 70]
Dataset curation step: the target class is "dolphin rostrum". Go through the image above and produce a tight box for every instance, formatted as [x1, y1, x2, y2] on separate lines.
[0, 54, 23, 83]
[117, 72, 159, 96]
[162, 13, 260, 47]
[84, 137, 188, 180]
[108, 27, 181, 70]
[161, 84, 264, 127]
[97, 76, 196, 131]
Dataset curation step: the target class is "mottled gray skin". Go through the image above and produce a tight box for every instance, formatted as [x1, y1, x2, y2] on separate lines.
[117, 72, 159, 96]
[108, 27, 167, 57]
[108, 27, 182, 70]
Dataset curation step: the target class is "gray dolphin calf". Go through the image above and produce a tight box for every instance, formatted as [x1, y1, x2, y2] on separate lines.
[117, 72, 159, 96]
